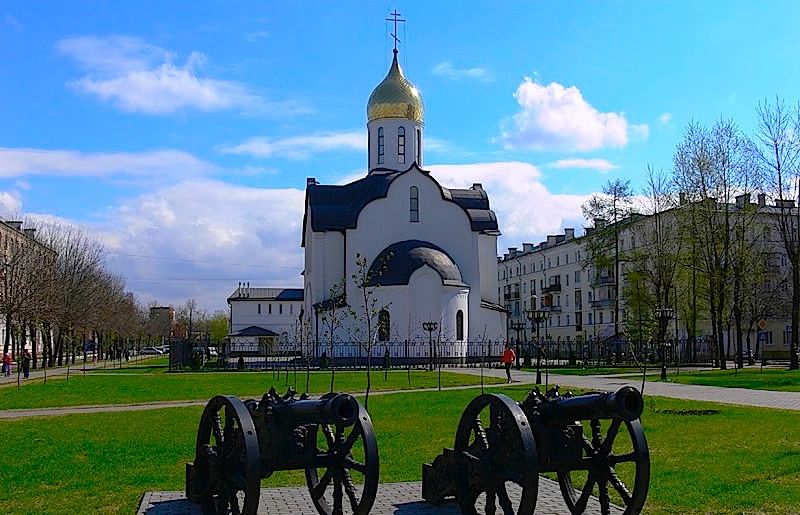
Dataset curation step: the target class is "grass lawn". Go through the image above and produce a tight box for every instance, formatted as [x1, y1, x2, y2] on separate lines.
[0, 369, 504, 410]
[0, 387, 798, 514]
[655, 367, 800, 392]
[532, 366, 644, 376]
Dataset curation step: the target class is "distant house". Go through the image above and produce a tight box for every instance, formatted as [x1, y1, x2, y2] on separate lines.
[226, 284, 304, 355]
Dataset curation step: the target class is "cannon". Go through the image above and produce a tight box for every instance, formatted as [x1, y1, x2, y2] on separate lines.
[186, 388, 379, 515]
[423, 385, 650, 515]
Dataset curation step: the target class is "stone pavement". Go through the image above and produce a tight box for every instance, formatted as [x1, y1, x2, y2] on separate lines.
[138, 479, 622, 514]
[453, 366, 800, 411]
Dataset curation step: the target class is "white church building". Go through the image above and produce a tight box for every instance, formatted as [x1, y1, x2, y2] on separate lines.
[300, 47, 507, 358]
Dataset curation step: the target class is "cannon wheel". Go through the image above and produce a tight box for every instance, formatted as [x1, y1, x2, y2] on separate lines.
[454, 393, 539, 515]
[195, 395, 261, 515]
[557, 418, 650, 515]
[305, 395, 379, 515]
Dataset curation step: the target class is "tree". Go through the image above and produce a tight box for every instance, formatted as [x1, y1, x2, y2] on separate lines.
[582, 179, 634, 337]
[208, 310, 229, 345]
[318, 278, 346, 393]
[755, 98, 800, 369]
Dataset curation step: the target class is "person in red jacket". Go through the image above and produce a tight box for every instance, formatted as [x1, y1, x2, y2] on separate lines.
[501, 344, 516, 383]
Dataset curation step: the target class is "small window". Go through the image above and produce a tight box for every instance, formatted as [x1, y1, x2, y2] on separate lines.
[378, 310, 390, 341]
[416, 129, 422, 163]
[268, 304, 272, 314]
[456, 310, 464, 341]
[257, 303, 261, 314]
[410, 186, 419, 222]
[378, 127, 385, 164]
[279, 304, 283, 315]
[398, 127, 406, 164]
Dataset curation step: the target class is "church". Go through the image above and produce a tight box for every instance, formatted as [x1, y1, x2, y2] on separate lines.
[300, 45, 507, 357]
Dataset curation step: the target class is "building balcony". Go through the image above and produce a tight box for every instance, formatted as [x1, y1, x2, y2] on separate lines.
[546, 305, 562, 312]
[590, 298, 616, 308]
[592, 275, 616, 286]
[543, 283, 562, 293]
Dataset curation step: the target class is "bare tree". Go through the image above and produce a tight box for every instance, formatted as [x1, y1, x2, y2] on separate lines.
[318, 278, 346, 393]
[755, 98, 800, 369]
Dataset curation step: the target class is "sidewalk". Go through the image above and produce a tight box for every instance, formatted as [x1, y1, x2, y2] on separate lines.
[452, 366, 800, 411]
[0, 355, 161, 388]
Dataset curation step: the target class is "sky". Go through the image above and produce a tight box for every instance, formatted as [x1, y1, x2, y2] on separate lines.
[3, 1, 800, 311]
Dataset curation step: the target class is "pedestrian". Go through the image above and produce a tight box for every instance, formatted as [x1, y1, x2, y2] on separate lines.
[502, 343, 516, 383]
[2, 352, 11, 378]
[22, 348, 31, 379]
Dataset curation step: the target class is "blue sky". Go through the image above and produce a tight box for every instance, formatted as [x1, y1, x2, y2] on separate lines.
[2, 1, 800, 310]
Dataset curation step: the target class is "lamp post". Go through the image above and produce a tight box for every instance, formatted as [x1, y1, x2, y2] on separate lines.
[422, 321, 438, 372]
[510, 320, 525, 369]
[654, 307, 674, 381]
[526, 308, 549, 384]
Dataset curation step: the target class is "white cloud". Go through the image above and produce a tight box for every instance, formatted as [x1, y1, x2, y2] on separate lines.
[245, 30, 269, 42]
[659, 112, 672, 125]
[547, 158, 618, 172]
[428, 161, 590, 247]
[58, 36, 308, 115]
[97, 180, 306, 310]
[220, 131, 364, 159]
[0, 191, 22, 217]
[432, 62, 494, 82]
[0, 147, 215, 179]
[500, 77, 647, 151]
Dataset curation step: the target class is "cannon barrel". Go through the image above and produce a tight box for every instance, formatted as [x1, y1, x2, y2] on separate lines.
[274, 393, 360, 427]
[540, 386, 643, 424]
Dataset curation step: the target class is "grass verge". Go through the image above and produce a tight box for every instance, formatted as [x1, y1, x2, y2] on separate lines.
[654, 367, 800, 391]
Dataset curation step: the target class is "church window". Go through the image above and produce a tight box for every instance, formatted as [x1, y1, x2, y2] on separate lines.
[378, 310, 390, 341]
[456, 310, 464, 341]
[268, 304, 272, 314]
[410, 186, 419, 222]
[257, 304, 261, 314]
[279, 304, 283, 314]
[378, 127, 385, 164]
[416, 129, 422, 163]
[398, 127, 406, 164]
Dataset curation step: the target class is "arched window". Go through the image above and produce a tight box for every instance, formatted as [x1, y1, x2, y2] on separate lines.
[456, 310, 464, 341]
[378, 310, 390, 341]
[377, 127, 385, 164]
[397, 127, 406, 164]
[409, 186, 419, 222]
[416, 128, 422, 163]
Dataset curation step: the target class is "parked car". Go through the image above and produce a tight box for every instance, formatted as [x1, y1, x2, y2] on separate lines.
[141, 347, 163, 355]
[207, 347, 219, 358]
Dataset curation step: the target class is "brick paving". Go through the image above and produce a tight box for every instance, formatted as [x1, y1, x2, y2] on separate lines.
[137, 479, 622, 514]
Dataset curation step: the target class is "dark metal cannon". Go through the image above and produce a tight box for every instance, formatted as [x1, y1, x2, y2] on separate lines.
[186, 387, 379, 515]
[423, 385, 650, 515]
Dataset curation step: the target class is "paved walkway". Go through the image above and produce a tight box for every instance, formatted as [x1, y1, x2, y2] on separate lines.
[452, 366, 800, 411]
[138, 479, 622, 515]
[0, 355, 160, 388]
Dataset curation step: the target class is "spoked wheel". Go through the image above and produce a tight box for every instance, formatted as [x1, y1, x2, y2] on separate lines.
[557, 418, 650, 515]
[195, 395, 261, 515]
[305, 396, 379, 515]
[454, 394, 539, 515]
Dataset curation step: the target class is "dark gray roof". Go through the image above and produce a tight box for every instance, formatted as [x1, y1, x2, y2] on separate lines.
[227, 287, 303, 302]
[367, 239, 465, 287]
[302, 166, 499, 245]
[229, 326, 279, 337]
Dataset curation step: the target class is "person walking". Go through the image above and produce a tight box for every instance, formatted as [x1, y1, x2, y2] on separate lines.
[22, 348, 31, 379]
[2, 352, 11, 378]
[502, 343, 516, 383]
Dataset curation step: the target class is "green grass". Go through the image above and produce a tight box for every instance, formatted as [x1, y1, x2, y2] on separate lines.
[532, 366, 644, 376]
[0, 369, 504, 410]
[655, 367, 800, 391]
[0, 387, 798, 514]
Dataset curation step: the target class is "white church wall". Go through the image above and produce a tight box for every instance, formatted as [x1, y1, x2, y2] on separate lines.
[478, 233, 500, 302]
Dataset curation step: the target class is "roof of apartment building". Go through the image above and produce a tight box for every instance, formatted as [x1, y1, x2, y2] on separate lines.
[227, 287, 304, 303]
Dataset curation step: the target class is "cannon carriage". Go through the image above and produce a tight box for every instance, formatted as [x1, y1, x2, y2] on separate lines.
[186, 388, 379, 515]
[423, 385, 650, 515]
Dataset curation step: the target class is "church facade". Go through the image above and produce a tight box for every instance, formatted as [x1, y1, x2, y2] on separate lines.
[301, 48, 507, 356]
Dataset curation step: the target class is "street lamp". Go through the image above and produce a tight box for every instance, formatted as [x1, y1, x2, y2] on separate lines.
[526, 308, 549, 384]
[510, 320, 526, 369]
[422, 321, 438, 372]
[654, 307, 675, 381]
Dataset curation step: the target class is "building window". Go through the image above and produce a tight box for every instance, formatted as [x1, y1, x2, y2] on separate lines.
[397, 127, 406, 164]
[378, 310, 390, 341]
[410, 186, 419, 222]
[268, 304, 272, 314]
[456, 310, 464, 340]
[416, 128, 421, 163]
[257, 303, 261, 314]
[290, 304, 293, 314]
[599, 312, 604, 324]
[378, 127, 385, 164]
[588, 312, 593, 325]
[279, 304, 283, 315]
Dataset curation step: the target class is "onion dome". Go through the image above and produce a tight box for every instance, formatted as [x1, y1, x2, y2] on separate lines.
[367, 50, 424, 125]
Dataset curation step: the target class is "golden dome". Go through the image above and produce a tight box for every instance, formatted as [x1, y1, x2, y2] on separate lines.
[367, 50, 424, 125]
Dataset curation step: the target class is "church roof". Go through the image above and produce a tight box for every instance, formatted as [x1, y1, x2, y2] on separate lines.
[302, 166, 499, 245]
[367, 50, 424, 125]
[367, 239, 466, 287]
